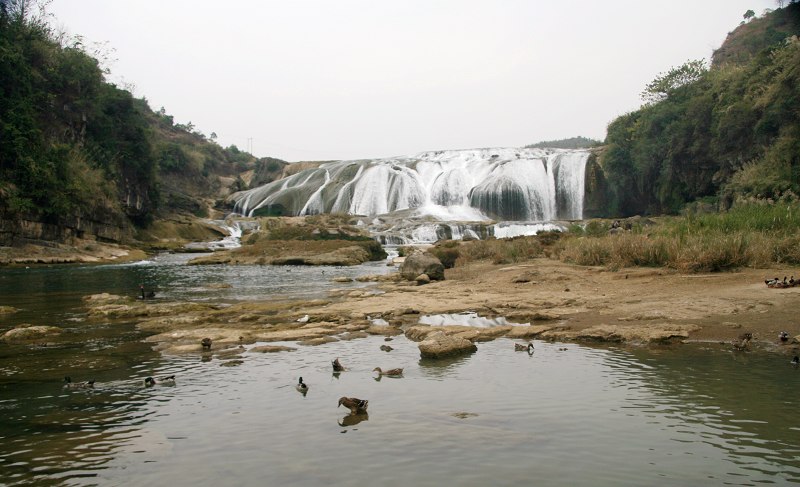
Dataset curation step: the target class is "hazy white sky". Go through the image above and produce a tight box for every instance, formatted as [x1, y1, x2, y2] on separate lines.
[49, 0, 775, 162]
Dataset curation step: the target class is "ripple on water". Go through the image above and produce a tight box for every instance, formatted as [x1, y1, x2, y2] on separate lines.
[1, 302, 800, 485]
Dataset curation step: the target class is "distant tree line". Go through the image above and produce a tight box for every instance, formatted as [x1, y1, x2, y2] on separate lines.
[525, 136, 602, 150]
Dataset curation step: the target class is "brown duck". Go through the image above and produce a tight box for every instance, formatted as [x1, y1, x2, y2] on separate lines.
[373, 367, 403, 377]
[338, 396, 368, 414]
[515, 342, 534, 352]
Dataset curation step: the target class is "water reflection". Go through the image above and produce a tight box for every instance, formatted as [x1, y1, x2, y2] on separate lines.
[338, 412, 369, 427]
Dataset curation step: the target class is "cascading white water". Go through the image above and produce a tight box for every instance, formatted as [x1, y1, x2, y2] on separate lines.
[232, 147, 590, 228]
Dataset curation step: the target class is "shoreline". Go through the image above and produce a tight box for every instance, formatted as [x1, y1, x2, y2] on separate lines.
[68, 256, 800, 356]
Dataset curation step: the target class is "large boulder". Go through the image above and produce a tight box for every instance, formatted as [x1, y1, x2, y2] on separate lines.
[400, 252, 445, 281]
[418, 331, 477, 359]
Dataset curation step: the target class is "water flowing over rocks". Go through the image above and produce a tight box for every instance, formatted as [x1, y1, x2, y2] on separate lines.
[231, 148, 590, 222]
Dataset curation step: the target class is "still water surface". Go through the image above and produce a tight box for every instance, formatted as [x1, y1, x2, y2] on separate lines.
[1, 256, 799, 486]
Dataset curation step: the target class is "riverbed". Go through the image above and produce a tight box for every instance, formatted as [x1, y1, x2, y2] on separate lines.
[1, 256, 799, 486]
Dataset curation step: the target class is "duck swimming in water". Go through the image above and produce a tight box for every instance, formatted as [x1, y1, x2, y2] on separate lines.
[201, 337, 212, 351]
[138, 284, 156, 299]
[332, 357, 345, 372]
[338, 396, 368, 414]
[63, 376, 95, 390]
[144, 375, 175, 387]
[515, 342, 534, 353]
[792, 355, 799, 365]
[373, 367, 403, 377]
[296, 377, 308, 394]
[780, 331, 790, 343]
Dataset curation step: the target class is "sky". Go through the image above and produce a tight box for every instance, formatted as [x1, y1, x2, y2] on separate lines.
[49, 0, 777, 162]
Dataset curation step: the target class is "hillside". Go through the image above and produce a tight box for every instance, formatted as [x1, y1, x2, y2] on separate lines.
[599, 3, 800, 216]
[0, 2, 294, 247]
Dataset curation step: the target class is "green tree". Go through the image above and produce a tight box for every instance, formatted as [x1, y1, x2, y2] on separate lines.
[640, 59, 708, 104]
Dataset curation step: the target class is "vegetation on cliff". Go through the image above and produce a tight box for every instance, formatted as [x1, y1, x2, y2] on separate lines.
[600, 3, 800, 216]
[0, 1, 278, 243]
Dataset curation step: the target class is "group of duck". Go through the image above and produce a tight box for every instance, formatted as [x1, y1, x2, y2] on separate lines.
[765, 276, 799, 288]
[62, 375, 176, 390]
[295, 357, 404, 414]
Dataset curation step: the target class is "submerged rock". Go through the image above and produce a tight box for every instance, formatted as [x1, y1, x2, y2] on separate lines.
[418, 331, 477, 359]
[249, 345, 297, 353]
[2, 324, 62, 342]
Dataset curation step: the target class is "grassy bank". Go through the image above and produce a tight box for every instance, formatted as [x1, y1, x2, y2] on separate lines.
[447, 203, 800, 273]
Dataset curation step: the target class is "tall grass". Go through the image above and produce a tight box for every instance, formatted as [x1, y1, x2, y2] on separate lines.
[556, 203, 800, 272]
[455, 236, 544, 266]
[670, 203, 800, 236]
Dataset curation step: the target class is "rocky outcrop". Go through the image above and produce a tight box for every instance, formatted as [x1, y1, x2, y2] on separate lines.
[0, 209, 130, 247]
[542, 323, 701, 344]
[189, 242, 381, 266]
[418, 331, 477, 359]
[400, 252, 445, 281]
[2, 325, 62, 342]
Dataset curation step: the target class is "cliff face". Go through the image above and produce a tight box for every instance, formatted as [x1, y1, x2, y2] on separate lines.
[0, 210, 130, 246]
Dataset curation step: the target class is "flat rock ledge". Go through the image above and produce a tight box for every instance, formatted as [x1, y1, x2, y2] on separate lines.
[418, 331, 477, 359]
[543, 323, 701, 344]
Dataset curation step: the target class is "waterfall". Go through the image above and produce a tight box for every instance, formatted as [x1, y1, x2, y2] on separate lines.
[232, 148, 590, 222]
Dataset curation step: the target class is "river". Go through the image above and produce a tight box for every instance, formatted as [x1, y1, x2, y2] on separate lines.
[1, 254, 799, 486]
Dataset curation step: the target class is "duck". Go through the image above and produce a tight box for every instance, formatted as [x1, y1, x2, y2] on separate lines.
[63, 376, 95, 390]
[766, 277, 782, 288]
[338, 396, 368, 414]
[144, 375, 175, 387]
[373, 367, 403, 377]
[379, 345, 393, 352]
[201, 337, 212, 351]
[780, 331, 790, 343]
[515, 342, 534, 353]
[733, 332, 753, 351]
[792, 355, 799, 365]
[138, 284, 156, 299]
[296, 377, 308, 393]
[332, 357, 345, 372]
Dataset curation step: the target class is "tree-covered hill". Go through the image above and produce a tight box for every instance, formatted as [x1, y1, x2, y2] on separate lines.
[0, 1, 289, 245]
[525, 136, 602, 150]
[599, 2, 800, 216]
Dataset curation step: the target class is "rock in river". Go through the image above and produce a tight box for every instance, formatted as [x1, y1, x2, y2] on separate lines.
[418, 331, 477, 359]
